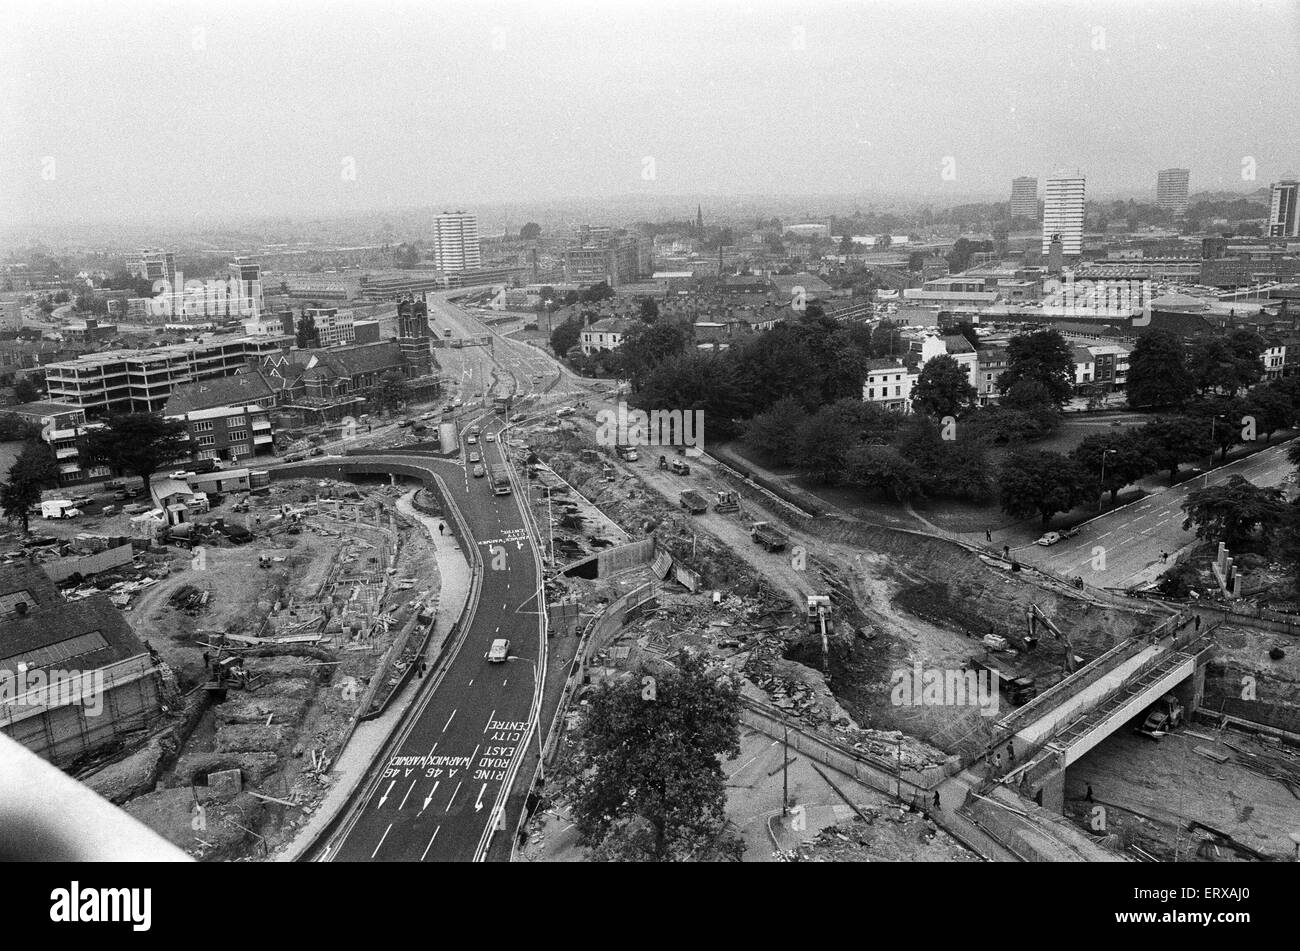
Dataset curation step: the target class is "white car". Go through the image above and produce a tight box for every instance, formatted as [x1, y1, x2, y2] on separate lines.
[485, 432, 496, 442]
[487, 638, 510, 663]
[1035, 532, 1062, 547]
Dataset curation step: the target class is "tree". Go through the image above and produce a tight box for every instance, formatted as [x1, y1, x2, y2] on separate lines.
[85, 413, 188, 494]
[572, 650, 742, 861]
[894, 418, 990, 500]
[581, 282, 615, 303]
[0, 442, 57, 534]
[519, 222, 541, 240]
[845, 444, 924, 501]
[998, 329, 1073, 406]
[1187, 397, 1250, 461]
[13, 377, 40, 404]
[1126, 329, 1194, 408]
[1070, 431, 1155, 503]
[375, 371, 408, 412]
[999, 379, 1063, 436]
[1249, 381, 1297, 442]
[796, 404, 860, 483]
[997, 450, 1092, 527]
[635, 352, 744, 441]
[639, 297, 660, 323]
[550, 319, 582, 358]
[295, 312, 320, 349]
[742, 397, 807, 466]
[911, 354, 976, 419]
[907, 250, 926, 272]
[1181, 476, 1286, 549]
[1137, 416, 1215, 485]
[620, 322, 685, 389]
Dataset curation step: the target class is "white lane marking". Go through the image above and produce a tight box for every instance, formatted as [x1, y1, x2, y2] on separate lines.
[443, 709, 458, 732]
[420, 781, 440, 815]
[503, 679, 508, 686]
[468, 678, 474, 686]
[446, 781, 463, 812]
[400, 780, 417, 810]
[371, 823, 393, 858]
[421, 826, 441, 861]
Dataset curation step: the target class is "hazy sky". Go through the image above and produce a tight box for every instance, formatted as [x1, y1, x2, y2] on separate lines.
[3, 0, 1299, 230]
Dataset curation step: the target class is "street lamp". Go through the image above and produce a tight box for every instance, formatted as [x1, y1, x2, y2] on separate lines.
[1207, 413, 1227, 483]
[1098, 448, 1117, 512]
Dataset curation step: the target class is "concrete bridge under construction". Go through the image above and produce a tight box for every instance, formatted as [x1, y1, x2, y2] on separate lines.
[988, 611, 1216, 812]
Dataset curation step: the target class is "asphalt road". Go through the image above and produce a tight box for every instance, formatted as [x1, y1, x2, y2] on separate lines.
[1023, 438, 1297, 588]
[319, 425, 544, 862]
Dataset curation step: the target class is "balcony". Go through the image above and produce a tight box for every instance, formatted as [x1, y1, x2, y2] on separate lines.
[55, 447, 79, 460]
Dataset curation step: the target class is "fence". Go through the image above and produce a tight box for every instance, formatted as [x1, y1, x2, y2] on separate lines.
[43, 544, 135, 582]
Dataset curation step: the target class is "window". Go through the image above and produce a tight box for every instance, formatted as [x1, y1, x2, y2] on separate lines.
[192, 420, 214, 433]
[895, 386, 901, 396]
[197, 435, 216, 447]
[226, 415, 246, 427]
[867, 388, 874, 399]
[228, 429, 248, 442]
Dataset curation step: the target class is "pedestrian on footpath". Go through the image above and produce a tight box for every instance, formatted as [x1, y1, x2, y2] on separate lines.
[985, 528, 992, 543]
[1161, 551, 1168, 564]
[1003, 544, 1011, 560]
[1085, 783, 1094, 802]
[932, 791, 941, 810]
[438, 521, 445, 535]
[1007, 742, 1015, 764]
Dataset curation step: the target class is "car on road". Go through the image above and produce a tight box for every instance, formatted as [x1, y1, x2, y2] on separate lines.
[487, 638, 510, 662]
[1035, 532, 1062, 546]
[472, 463, 485, 478]
[485, 432, 496, 442]
[69, 495, 93, 507]
[167, 470, 190, 480]
[510, 413, 526, 422]
[466, 433, 478, 445]
[468, 451, 481, 463]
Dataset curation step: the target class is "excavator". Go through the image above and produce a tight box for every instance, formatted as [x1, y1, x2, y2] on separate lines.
[1029, 602, 1080, 674]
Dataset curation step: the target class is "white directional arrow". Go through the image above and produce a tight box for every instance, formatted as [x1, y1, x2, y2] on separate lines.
[378, 779, 396, 808]
[474, 782, 488, 813]
[420, 781, 440, 815]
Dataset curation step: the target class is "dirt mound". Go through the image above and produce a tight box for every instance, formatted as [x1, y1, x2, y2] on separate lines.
[170, 751, 280, 787]
[214, 723, 291, 753]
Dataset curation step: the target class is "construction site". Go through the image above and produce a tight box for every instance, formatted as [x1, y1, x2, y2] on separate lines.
[2, 472, 445, 860]
[502, 409, 1300, 863]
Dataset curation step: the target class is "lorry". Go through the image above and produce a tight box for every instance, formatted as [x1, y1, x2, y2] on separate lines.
[40, 500, 82, 519]
[488, 463, 512, 496]
[669, 459, 690, 475]
[749, 521, 788, 552]
[965, 658, 1037, 706]
[679, 489, 709, 514]
[615, 445, 639, 462]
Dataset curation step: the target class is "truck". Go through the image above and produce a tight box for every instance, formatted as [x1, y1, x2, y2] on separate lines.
[669, 459, 690, 475]
[488, 463, 512, 496]
[749, 521, 788, 553]
[615, 445, 639, 462]
[493, 396, 511, 416]
[679, 489, 709, 514]
[40, 500, 82, 519]
[965, 658, 1037, 706]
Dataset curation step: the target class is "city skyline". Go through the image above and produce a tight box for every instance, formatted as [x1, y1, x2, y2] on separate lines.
[3, 0, 1298, 234]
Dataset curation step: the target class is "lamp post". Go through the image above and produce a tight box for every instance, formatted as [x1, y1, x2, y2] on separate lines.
[1207, 413, 1227, 485]
[1098, 448, 1117, 512]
